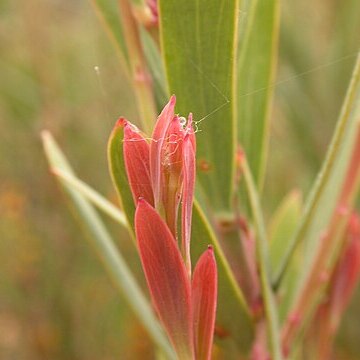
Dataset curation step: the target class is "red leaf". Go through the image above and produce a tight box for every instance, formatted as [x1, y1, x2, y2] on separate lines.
[150, 95, 176, 210]
[181, 116, 196, 271]
[123, 120, 154, 206]
[135, 199, 194, 358]
[192, 246, 217, 360]
[162, 115, 185, 236]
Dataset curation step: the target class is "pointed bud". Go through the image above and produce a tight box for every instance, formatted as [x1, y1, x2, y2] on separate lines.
[150, 95, 176, 211]
[162, 115, 185, 236]
[133, 0, 158, 28]
[192, 246, 217, 360]
[146, 0, 158, 25]
[123, 121, 154, 206]
[182, 114, 196, 272]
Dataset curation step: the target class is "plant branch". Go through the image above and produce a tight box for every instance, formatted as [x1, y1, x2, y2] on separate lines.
[241, 155, 283, 360]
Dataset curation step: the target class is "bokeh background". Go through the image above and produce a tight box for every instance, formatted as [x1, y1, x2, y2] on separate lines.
[0, 0, 359, 359]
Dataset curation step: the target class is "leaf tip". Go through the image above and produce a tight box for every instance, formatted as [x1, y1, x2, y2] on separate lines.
[40, 129, 50, 139]
[137, 196, 146, 204]
[135, 197, 151, 215]
[170, 94, 176, 105]
[115, 117, 127, 128]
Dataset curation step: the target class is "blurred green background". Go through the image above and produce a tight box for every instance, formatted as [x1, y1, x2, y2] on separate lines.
[0, 0, 359, 359]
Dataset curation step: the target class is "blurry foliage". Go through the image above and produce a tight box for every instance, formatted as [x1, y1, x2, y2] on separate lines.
[0, 1, 149, 359]
[0, 0, 359, 358]
[266, 0, 360, 210]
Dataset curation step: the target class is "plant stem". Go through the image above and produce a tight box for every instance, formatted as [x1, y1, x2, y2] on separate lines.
[241, 156, 283, 360]
[118, 0, 157, 133]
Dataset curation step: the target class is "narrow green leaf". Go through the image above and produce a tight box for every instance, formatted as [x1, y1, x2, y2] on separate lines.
[277, 246, 303, 325]
[237, 0, 280, 187]
[42, 131, 175, 359]
[268, 191, 303, 324]
[274, 52, 360, 286]
[269, 190, 302, 279]
[92, 0, 129, 66]
[159, 0, 238, 213]
[241, 157, 282, 360]
[53, 169, 128, 227]
[108, 122, 136, 232]
[191, 202, 254, 354]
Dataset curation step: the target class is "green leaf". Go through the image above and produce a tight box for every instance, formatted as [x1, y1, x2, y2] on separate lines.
[159, 0, 238, 213]
[42, 131, 175, 359]
[191, 202, 254, 354]
[277, 245, 303, 325]
[107, 122, 137, 232]
[237, 0, 280, 188]
[92, 0, 129, 67]
[53, 169, 128, 227]
[274, 52, 360, 286]
[268, 191, 303, 324]
[241, 156, 282, 359]
[269, 190, 302, 279]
